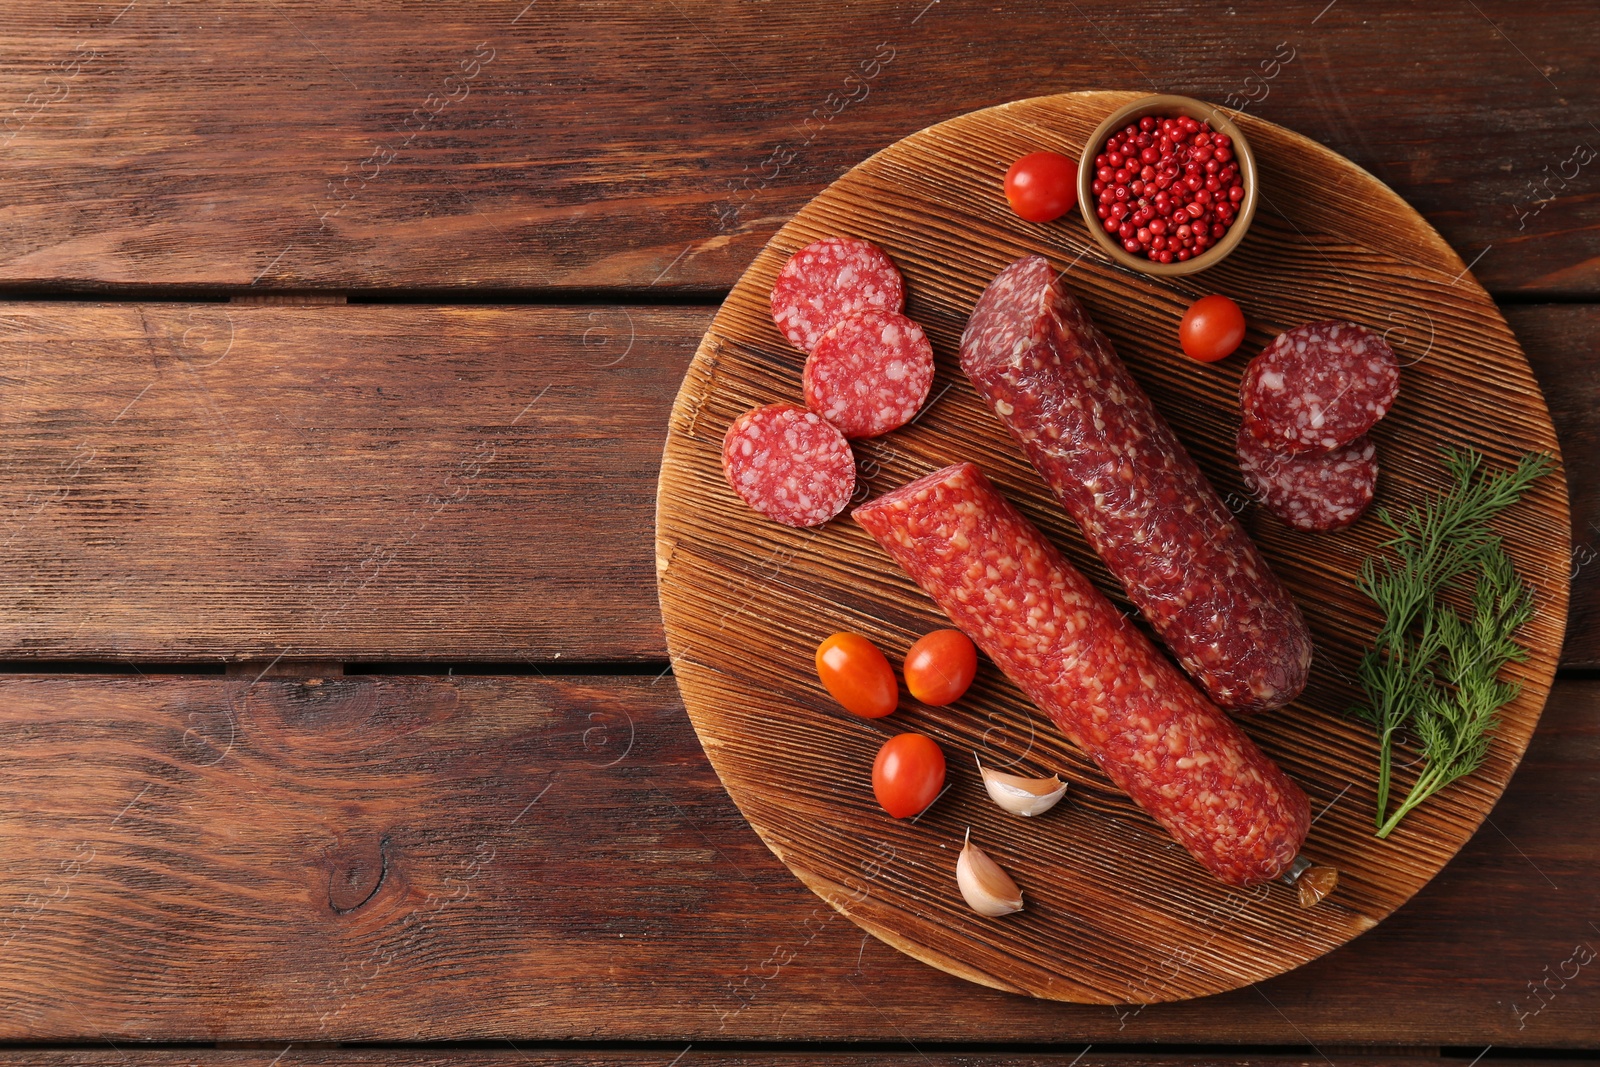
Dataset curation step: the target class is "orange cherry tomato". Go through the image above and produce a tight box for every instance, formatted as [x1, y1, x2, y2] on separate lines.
[1178, 294, 1247, 362]
[815, 632, 898, 718]
[902, 629, 978, 706]
[872, 732, 946, 818]
[1004, 151, 1079, 223]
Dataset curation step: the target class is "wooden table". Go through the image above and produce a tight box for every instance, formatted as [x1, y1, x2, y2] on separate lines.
[0, 2, 1595, 1063]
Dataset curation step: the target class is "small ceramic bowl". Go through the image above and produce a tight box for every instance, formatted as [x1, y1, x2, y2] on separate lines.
[1076, 94, 1257, 277]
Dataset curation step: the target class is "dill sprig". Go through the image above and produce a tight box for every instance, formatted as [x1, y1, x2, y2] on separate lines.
[1375, 547, 1535, 837]
[1354, 448, 1553, 837]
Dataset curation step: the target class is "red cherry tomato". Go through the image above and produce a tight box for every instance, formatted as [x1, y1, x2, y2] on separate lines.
[872, 732, 946, 818]
[1004, 151, 1079, 223]
[1179, 294, 1247, 362]
[815, 632, 898, 718]
[902, 629, 978, 706]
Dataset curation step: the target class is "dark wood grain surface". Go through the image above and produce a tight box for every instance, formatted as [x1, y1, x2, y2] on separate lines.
[0, 302, 703, 661]
[0, 0, 1595, 1058]
[0, 302, 1592, 664]
[0, 674, 1593, 1045]
[0, 3, 1595, 297]
[0, 1056, 1576, 1067]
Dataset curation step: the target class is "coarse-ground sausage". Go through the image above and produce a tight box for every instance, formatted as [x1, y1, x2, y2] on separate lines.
[1240, 321, 1399, 454]
[804, 309, 935, 438]
[770, 237, 905, 353]
[722, 403, 856, 528]
[854, 462, 1310, 886]
[1237, 427, 1378, 532]
[960, 255, 1312, 714]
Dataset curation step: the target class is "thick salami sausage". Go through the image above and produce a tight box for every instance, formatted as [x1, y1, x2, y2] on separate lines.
[1238, 427, 1378, 532]
[722, 404, 855, 528]
[804, 309, 935, 438]
[1240, 321, 1399, 454]
[854, 463, 1310, 887]
[770, 237, 905, 353]
[960, 255, 1312, 715]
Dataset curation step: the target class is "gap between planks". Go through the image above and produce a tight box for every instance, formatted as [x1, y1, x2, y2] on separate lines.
[0, 661, 680, 679]
[0, 664, 1596, 681]
[0, 286, 1591, 306]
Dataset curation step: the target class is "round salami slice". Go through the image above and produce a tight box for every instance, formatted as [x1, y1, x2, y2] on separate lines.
[1237, 426, 1378, 532]
[770, 237, 905, 353]
[803, 309, 935, 439]
[722, 403, 856, 528]
[1240, 321, 1399, 454]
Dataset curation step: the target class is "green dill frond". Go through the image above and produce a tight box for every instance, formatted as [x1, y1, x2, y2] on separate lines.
[1360, 449, 1551, 837]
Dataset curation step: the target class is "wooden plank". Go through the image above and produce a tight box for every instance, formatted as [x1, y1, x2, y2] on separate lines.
[0, 301, 1593, 666]
[0, 301, 706, 661]
[0, 2, 1595, 296]
[0, 673, 1593, 1045]
[0, 1054, 1535, 1067]
[0, 1055, 1536, 1067]
[1506, 306, 1600, 668]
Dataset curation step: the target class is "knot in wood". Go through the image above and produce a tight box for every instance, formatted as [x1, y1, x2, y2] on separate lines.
[328, 833, 389, 914]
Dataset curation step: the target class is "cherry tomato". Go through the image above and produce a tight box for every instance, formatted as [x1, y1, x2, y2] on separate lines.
[1178, 294, 1247, 362]
[903, 629, 978, 706]
[815, 632, 898, 718]
[872, 732, 946, 818]
[1004, 151, 1079, 223]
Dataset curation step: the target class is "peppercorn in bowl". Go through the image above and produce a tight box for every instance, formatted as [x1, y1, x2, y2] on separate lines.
[1077, 93, 1257, 276]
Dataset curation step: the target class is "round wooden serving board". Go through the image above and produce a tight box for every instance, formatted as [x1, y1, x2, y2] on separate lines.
[654, 91, 1569, 1004]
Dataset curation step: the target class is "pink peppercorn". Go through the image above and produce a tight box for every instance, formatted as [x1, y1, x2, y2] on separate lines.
[1095, 114, 1246, 263]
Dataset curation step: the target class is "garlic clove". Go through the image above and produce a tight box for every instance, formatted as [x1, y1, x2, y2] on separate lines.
[977, 755, 1068, 816]
[956, 829, 1023, 917]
